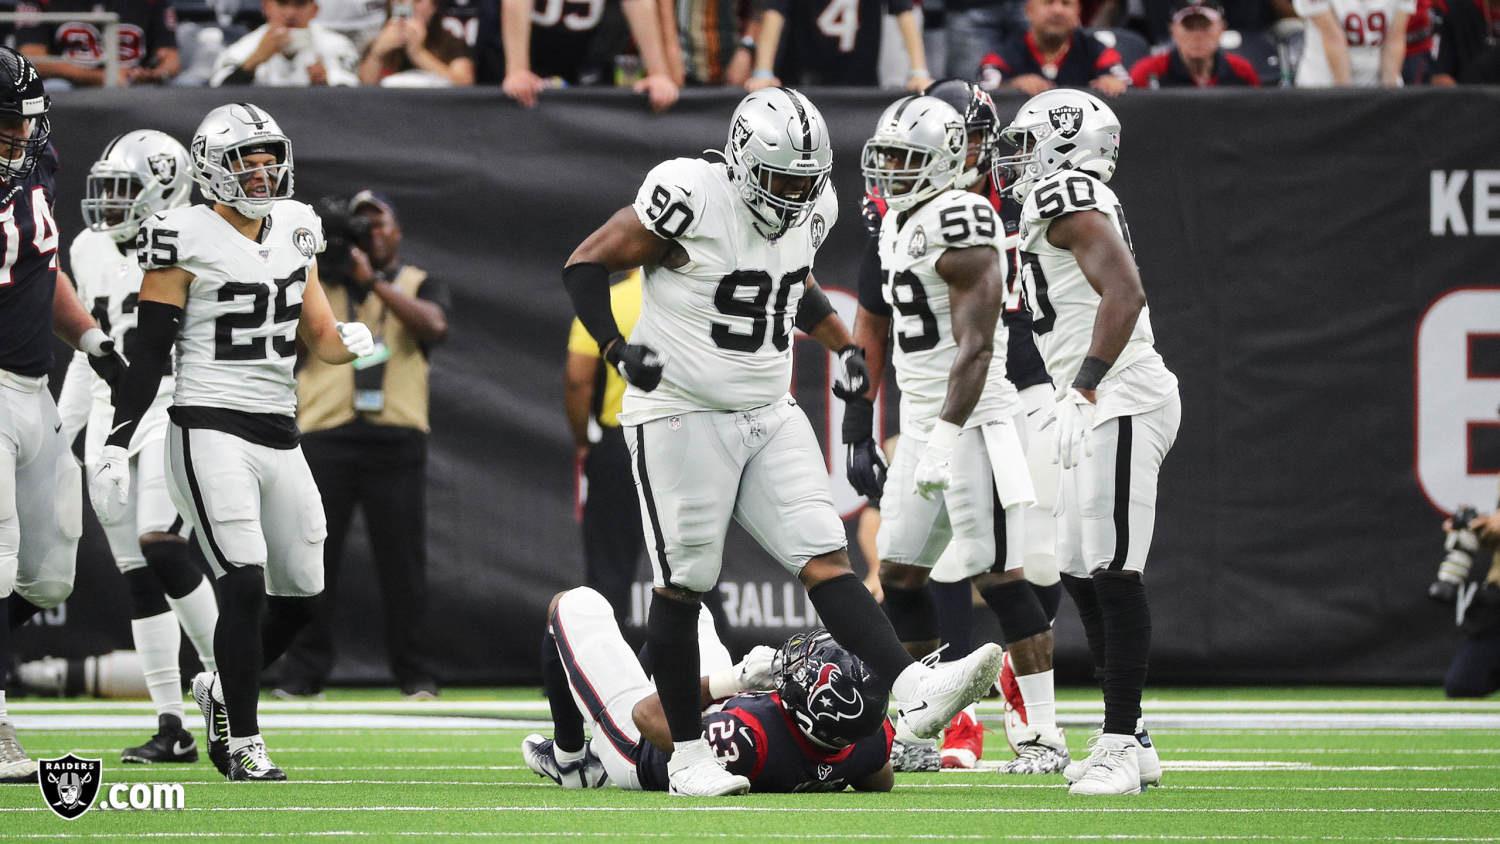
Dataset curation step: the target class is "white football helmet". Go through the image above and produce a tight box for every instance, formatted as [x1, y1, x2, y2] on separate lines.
[81, 130, 192, 243]
[724, 87, 832, 240]
[860, 95, 967, 214]
[189, 102, 293, 220]
[995, 89, 1121, 201]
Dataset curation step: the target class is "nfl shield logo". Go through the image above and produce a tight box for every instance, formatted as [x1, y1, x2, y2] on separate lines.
[147, 152, 177, 184]
[1048, 106, 1084, 139]
[39, 753, 103, 820]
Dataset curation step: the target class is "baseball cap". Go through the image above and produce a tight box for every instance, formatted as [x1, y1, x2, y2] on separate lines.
[350, 189, 396, 218]
[1170, 0, 1224, 24]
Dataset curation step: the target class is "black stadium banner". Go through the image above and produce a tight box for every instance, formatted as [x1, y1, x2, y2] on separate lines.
[12, 87, 1500, 686]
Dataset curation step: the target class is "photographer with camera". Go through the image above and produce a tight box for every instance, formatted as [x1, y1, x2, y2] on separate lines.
[276, 191, 450, 700]
[1430, 503, 1500, 698]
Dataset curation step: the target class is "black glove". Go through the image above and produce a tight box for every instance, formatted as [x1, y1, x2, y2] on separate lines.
[860, 192, 884, 237]
[605, 340, 665, 392]
[842, 397, 887, 498]
[88, 340, 128, 402]
[832, 345, 869, 401]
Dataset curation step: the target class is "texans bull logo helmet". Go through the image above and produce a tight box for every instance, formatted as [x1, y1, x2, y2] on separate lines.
[775, 628, 889, 750]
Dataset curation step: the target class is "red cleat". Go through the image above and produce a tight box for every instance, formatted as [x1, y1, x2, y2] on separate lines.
[939, 706, 984, 769]
[998, 651, 1031, 755]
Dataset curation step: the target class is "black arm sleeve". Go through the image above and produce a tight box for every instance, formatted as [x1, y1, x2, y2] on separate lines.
[106, 301, 182, 449]
[857, 237, 891, 317]
[562, 261, 623, 352]
[793, 282, 835, 334]
[220, 65, 256, 85]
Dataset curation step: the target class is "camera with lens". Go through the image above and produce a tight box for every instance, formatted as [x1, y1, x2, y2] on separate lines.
[1429, 506, 1481, 603]
[313, 195, 373, 282]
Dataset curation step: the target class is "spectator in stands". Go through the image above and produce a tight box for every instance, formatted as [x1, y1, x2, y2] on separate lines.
[1292, 0, 1410, 85]
[978, 0, 1130, 95]
[1431, 0, 1500, 84]
[316, 0, 388, 53]
[748, 0, 931, 89]
[17, 0, 180, 86]
[944, 0, 1028, 80]
[212, 0, 360, 84]
[1129, 0, 1260, 86]
[500, 0, 679, 111]
[676, 0, 754, 85]
[358, 0, 474, 85]
[1403, 0, 1437, 82]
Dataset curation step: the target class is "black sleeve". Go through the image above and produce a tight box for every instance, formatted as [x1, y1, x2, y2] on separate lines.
[857, 237, 891, 317]
[106, 301, 182, 448]
[415, 275, 452, 312]
[219, 65, 256, 85]
[562, 262, 623, 353]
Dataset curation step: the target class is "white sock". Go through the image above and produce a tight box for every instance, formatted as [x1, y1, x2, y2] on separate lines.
[1016, 669, 1056, 731]
[667, 737, 711, 772]
[554, 744, 585, 765]
[167, 579, 219, 674]
[891, 661, 933, 704]
[228, 733, 261, 754]
[132, 611, 185, 721]
[0, 689, 7, 719]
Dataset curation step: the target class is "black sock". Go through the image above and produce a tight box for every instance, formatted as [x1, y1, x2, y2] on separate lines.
[1094, 570, 1151, 736]
[142, 540, 204, 600]
[881, 583, 938, 644]
[977, 578, 1050, 645]
[215, 567, 266, 738]
[646, 591, 703, 744]
[930, 580, 974, 659]
[124, 568, 171, 619]
[7, 594, 43, 630]
[1031, 581, 1063, 624]
[262, 595, 320, 668]
[1061, 573, 1107, 684]
[541, 629, 586, 753]
[808, 573, 914, 694]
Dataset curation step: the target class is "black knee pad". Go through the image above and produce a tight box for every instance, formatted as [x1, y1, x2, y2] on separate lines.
[142, 540, 203, 600]
[881, 584, 938, 643]
[124, 567, 170, 619]
[978, 579, 1050, 644]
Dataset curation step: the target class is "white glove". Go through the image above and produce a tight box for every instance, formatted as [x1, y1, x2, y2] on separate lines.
[708, 644, 783, 698]
[1043, 388, 1096, 470]
[88, 445, 131, 525]
[914, 420, 960, 500]
[336, 321, 376, 357]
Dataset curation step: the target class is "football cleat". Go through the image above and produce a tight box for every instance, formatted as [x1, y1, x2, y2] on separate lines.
[890, 735, 942, 772]
[939, 707, 984, 769]
[521, 734, 608, 789]
[899, 642, 1006, 739]
[997, 724, 1070, 775]
[1068, 733, 1141, 795]
[122, 713, 199, 763]
[0, 718, 38, 783]
[666, 738, 750, 797]
[227, 738, 286, 781]
[1065, 727, 1161, 788]
[192, 671, 230, 776]
[997, 651, 1032, 754]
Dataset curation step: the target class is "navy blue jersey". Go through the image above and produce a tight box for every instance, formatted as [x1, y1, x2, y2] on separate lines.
[858, 187, 1050, 391]
[979, 30, 1128, 87]
[637, 692, 894, 793]
[0, 146, 62, 377]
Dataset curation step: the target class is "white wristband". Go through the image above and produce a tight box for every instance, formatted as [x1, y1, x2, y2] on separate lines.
[80, 327, 111, 357]
[926, 419, 961, 452]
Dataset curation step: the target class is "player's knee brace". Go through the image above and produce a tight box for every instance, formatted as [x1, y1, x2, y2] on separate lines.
[124, 567, 171, 620]
[142, 539, 202, 600]
[881, 583, 938, 644]
[977, 578, 1050, 645]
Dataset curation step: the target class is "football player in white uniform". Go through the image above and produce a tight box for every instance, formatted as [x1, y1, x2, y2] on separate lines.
[998, 89, 1179, 795]
[57, 130, 221, 765]
[860, 94, 1067, 775]
[1294, 0, 1412, 86]
[562, 88, 1006, 797]
[89, 103, 375, 782]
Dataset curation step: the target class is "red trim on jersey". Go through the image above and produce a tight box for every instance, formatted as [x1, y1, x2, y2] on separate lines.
[1129, 52, 1171, 87]
[1096, 46, 1123, 70]
[1025, 31, 1072, 74]
[1225, 53, 1262, 85]
[880, 718, 895, 756]
[724, 706, 770, 781]
[769, 691, 857, 763]
[981, 51, 1011, 74]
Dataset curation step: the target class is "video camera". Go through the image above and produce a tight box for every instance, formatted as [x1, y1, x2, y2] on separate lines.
[1429, 506, 1481, 603]
[312, 195, 373, 282]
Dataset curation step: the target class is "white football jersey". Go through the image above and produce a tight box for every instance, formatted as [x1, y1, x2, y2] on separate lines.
[877, 189, 1021, 437]
[137, 202, 325, 417]
[619, 157, 837, 425]
[1018, 170, 1177, 420]
[67, 229, 175, 461]
[1294, 0, 1415, 86]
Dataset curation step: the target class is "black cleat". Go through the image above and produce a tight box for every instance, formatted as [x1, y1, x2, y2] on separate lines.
[123, 713, 199, 764]
[227, 739, 287, 781]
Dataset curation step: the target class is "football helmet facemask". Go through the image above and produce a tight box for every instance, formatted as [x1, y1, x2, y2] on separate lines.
[923, 77, 1001, 191]
[775, 628, 889, 750]
[860, 95, 968, 214]
[82, 130, 193, 242]
[190, 102, 293, 220]
[995, 89, 1120, 201]
[724, 87, 832, 241]
[0, 47, 51, 184]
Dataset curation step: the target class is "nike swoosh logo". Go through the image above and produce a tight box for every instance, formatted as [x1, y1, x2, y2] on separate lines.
[110, 421, 130, 436]
[903, 702, 929, 715]
[53, 423, 62, 433]
[173, 740, 194, 755]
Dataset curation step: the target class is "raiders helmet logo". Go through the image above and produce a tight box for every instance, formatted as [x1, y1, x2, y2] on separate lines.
[810, 213, 826, 249]
[947, 123, 966, 155]
[908, 226, 928, 259]
[730, 116, 752, 151]
[1048, 106, 1084, 139]
[147, 152, 177, 183]
[39, 754, 102, 820]
[292, 227, 317, 259]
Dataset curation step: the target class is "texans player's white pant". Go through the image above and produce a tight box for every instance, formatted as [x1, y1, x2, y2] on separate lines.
[1055, 396, 1181, 576]
[877, 413, 1035, 579]
[87, 436, 189, 573]
[626, 398, 847, 594]
[164, 424, 326, 597]
[549, 586, 732, 790]
[0, 371, 81, 606]
[1018, 383, 1060, 586]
